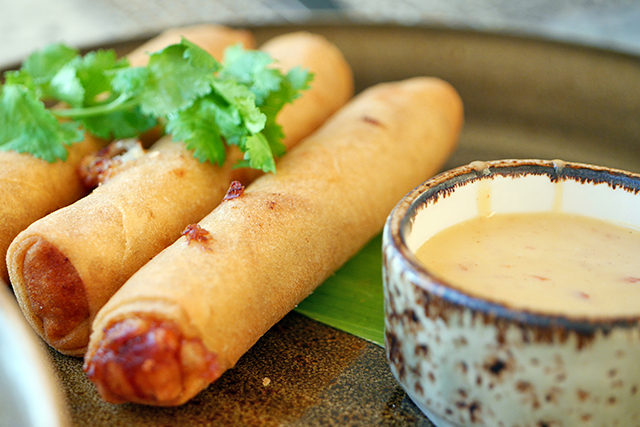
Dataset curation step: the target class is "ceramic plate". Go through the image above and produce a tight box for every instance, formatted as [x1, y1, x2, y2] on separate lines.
[4, 21, 640, 426]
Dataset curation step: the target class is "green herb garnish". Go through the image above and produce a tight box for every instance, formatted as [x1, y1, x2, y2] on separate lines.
[0, 39, 313, 171]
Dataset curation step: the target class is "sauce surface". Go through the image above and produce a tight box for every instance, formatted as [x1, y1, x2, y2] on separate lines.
[415, 211, 640, 317]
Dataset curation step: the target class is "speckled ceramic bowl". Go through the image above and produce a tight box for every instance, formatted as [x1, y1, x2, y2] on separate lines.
[0, 284, 70, 427]
[382, 159, 640, 427]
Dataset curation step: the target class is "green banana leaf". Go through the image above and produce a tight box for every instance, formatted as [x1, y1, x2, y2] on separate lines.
[294, 233, 385, 347]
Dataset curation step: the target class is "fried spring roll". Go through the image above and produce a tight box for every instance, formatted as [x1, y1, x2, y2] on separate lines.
[84, 77, 464, 406]
[0, 25, 253, 285]
[7, 32, 353, 357]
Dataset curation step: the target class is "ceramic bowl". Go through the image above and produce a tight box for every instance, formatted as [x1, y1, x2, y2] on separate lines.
[382, 159, 640, 427]
[0, 284, 70, 427]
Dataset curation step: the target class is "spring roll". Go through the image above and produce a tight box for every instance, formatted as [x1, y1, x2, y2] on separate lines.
[0, 25, 254, 285]
[83, 76, 464, 406]
[7, 32, 353, 357]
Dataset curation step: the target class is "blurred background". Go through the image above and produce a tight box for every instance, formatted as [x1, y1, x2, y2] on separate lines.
[1, 0, 640, 67]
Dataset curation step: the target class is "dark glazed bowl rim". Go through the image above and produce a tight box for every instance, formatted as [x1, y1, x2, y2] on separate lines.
[385, 158, 640, 334]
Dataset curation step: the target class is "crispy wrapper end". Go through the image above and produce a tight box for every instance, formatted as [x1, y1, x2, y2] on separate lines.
[126, 24, 256, 67]
[84, 316, 222, 406]
[86, 77, 464, 405]
[9, 236, 91, 356]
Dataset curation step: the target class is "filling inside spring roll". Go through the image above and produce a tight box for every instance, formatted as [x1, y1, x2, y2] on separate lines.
[18, 237, 90, 351]
[12, 138, 148, 353]
[85, 316, 220, 405]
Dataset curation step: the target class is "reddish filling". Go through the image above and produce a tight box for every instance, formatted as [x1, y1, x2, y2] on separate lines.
[181, 224, 212, 246]
[78, 139, 144, 189]
[84, 316, 220, 405]
[22, 238, 90, 348]
[222, 180, 245, 201]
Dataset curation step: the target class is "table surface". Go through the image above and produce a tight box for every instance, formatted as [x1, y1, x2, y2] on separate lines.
[1, 0, 639, 68]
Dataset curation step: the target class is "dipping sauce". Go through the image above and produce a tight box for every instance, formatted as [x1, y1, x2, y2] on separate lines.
[415, 211, 640, 317]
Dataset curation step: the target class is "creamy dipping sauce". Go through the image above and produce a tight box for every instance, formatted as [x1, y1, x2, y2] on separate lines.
[415, 211, 640, 317]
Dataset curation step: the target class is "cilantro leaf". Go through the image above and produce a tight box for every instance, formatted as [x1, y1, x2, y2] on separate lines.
[285, 67, 314, 101]
[48, 50, 128, 108]
[111, 66, 150, 97]
[0, 85, 83, 161]
[0, 39, 312, 170]
[79, 107, 157, 140]
[261, 121, 286, 158]
[166, 96, 228, 165]
[49, 62, 84, 107]
[3, 70, 35, 91]
[238, 133, 276, 173]
[259, 67, 314, 158]
[263, 67, 314, 116]
[220, 45, 282, 104]
[21, 43, 79, 88]
[73, 49, 129, 105]
[212, 79, 265, 134]
[180, 38, 221, 73]
[74, 61, 156, 139]
[139, 43, 216, 117]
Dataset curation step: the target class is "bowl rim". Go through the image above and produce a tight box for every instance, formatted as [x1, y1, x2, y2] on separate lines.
[385, 158, 640, 333]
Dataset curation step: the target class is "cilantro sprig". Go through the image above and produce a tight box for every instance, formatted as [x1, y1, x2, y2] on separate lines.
[0, 39, 313, 172]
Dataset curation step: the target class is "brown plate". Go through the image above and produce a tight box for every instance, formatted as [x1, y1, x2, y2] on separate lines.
[10, 21, 640, 426]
